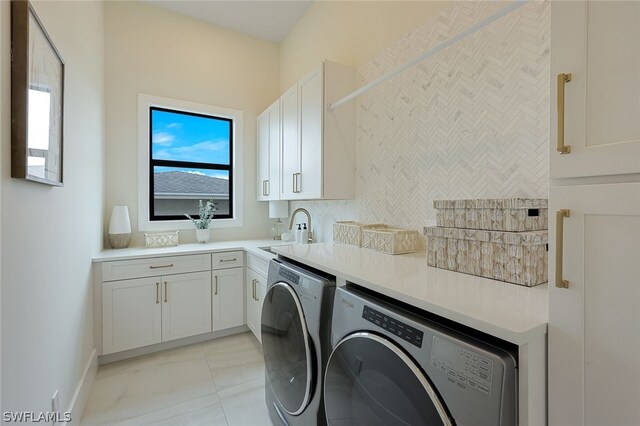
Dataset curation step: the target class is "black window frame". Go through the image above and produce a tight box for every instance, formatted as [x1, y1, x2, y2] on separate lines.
[149, 106, 234, 221]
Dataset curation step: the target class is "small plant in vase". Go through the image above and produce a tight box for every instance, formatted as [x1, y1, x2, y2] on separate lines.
[185, 199, 217, 243]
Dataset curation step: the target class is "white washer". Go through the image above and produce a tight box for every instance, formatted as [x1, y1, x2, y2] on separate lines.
[325, 285, 518, 425]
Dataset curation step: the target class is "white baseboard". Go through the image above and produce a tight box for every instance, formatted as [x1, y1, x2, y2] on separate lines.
[65, 347, 98, 426]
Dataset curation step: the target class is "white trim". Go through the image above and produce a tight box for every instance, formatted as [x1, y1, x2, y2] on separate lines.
[137, 93, 244, 232]
[65, 347, 98, 426]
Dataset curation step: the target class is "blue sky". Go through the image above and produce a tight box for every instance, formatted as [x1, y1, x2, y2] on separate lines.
[151, 108, 231, 165]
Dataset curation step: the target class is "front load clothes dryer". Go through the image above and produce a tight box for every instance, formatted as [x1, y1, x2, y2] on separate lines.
[324, 285, 518, 426]
[262, 258, 335, 426]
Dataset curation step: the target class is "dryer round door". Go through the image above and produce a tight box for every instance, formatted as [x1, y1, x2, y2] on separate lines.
[324, 332, 454, 426]
[261, 282, 314, 416]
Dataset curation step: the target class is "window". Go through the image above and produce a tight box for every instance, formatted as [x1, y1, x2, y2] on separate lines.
[150, 107, 233, 220]
[138, 94, 244, 231]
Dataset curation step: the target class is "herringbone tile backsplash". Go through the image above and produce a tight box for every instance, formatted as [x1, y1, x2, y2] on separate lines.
[290, 1, 550, 243]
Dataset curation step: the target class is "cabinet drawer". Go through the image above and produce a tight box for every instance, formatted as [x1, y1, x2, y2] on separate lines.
[247, 253, 270, 276]
[102, 254, 212, 282]
[212, 251, 244, 270]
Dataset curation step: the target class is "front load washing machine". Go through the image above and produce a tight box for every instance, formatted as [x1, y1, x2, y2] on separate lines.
[325, 285, 518, 426]
[262, 258, 335, 426]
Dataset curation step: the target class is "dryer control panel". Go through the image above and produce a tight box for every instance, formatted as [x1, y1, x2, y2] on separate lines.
[362, 305, 424, 348]
[429, 336, 494, 397]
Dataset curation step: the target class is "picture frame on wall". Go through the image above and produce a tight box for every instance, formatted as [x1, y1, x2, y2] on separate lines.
[11, 0, 65, 186]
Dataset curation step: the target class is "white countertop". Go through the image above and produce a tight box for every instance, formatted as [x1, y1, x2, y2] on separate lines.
[273, 243, 548, 345]
[92, 239, 288, 262]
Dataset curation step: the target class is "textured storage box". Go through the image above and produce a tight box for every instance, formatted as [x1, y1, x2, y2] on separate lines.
[362, 228, 421, 255]
[333, 221, 386, 246]
[144, 231, 179, 248]
[434, 198, 548, 232]
[425, 226, 548, 286]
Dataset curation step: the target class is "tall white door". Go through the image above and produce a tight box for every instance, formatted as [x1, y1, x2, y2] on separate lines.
[161, 271, 212, 342]
[298, 65, 324, 200]
[213, 267, 245, 331]
[257, 110, 270, 201]
[268, 101, 281, 200]
[548, 183, 640, 425]
[550, 1, 640, 178]
[281, 84, 300, 199]
[103, 277, 162, 354]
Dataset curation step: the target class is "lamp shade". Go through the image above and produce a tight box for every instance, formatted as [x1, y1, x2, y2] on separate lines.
[268, 201, 289, 219]
[109, 205, 131, 234]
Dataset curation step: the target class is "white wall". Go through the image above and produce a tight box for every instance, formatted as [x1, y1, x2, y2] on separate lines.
[284, 1, 550, 241]
[1, 0, 104, 419]
[105, 1, 281, 246]
[280, 1, 451, 91]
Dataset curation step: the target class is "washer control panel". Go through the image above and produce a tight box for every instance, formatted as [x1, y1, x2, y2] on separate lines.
[362, 305, 424, 348]
[429, 336, 494, 396]
[278, 267, 300, 284]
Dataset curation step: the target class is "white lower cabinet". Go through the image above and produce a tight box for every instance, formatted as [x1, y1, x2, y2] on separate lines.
[212, 267, 245, 331]
[246, 268, 266, 342]
[103, 277, 162, 354]
[161, 271, 212, 342]
[103, 271, 212, 355]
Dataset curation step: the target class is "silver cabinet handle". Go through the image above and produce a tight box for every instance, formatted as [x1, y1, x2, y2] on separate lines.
[293, 173, 302, 193]
[292, 173, 296, 193]
[156, 282, 159, 304]
[214, 275, 218, 295]
[219, 258, 237, 263]
[164, 281, 168, 302]
[253, 279, 258, 301]
[266, 180, 270, 196]
[262, 180, 268, 196]
[555, 209, 570, 288]
[150, 263, 174, 269]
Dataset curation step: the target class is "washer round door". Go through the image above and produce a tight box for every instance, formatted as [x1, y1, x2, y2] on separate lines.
[261, 282, 314, 416]
[324, 332, 454, 426]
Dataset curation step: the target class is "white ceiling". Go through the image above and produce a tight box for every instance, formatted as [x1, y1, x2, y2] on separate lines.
[144, 1, 314, 43]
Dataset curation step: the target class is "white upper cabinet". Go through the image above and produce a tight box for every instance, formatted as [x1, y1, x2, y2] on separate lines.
[281, 84, 300, 200]
[551, 1, 640, 179]
[260, 60, 356, 201]
[257, 99, 281, 201]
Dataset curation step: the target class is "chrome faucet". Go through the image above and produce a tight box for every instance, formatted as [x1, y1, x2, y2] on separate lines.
[288, 208, 313, 243]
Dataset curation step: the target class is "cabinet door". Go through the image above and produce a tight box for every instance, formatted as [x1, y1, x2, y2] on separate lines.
[550, 2, 640, 178]
[246, 269, 261, 341]
[257, 109, 270, 201]
[161, 271, 212, 342]
[257, 100, 281, 201]
[103, 277, 161, 354]
[298, 65, 324, 200]
[268, 101, 281, 200]
[549, 183, 640, 425]
[213, 267, 245, 331]
[281, 83, 299, 200]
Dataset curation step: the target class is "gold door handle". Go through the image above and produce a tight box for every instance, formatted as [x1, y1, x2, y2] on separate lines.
[555, 209, 570, 288]
[149, 263, 174, 269]
[156, 282, 159, 304]
[557, 73, 572, 154]
[164, 281, 168, 302]
[214, 275, 218, 295]
[252, 279, 257, 301]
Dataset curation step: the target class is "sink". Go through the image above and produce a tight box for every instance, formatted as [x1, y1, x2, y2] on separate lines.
[258, 246, 278, 255]
[258, 245, 291, 255]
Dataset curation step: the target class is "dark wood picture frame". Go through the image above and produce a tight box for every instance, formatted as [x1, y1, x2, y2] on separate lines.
[11, 0, 65, 186]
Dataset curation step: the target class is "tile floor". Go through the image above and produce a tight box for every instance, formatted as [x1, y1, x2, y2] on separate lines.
[81, 332, 273, 426]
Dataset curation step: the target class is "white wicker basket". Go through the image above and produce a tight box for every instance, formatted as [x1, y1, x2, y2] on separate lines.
[362, 228, 421, 255]
[144, 231, 179, 248]
[333, 222, 386, 246]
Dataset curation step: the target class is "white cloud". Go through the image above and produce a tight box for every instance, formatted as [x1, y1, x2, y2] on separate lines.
[153, 131, 175, 146]
[166, 122, 182, 129]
